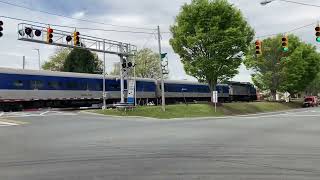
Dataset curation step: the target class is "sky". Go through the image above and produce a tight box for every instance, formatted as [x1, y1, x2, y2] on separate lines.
[0, 0, 319, 82]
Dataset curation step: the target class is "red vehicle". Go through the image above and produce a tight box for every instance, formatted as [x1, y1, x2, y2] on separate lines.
[303, 96, 319, 107]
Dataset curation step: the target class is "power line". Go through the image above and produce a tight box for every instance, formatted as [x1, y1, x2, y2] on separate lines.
[256, 21, 316, 38]
[0, 0, 156, 31]
[0, 15, 157, 35]
[76, 27, 155, 35]
[278, 0, 320, 8]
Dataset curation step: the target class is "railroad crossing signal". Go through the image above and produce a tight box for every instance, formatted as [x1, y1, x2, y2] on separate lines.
[66, 35, 72, 43]
[34, 29, 41, 37]
[73, 31, 80, 46]
[255, 40, 262, 55]
[47, 27, 53, 44]
[315, 26, 320, 42]
[0, 20, 3, 38]
[281, 35, 288, 52]
[161, 53, 167, 59]
[25, 27, 33, 37]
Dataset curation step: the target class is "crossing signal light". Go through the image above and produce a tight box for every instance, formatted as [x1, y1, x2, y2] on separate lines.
[66, 35, 72, 42]
[255, 40, 262, 55]
[25, 27, 33, 37]
[0, 20, 3, 37]
[73, 31, 80, 46]
[127, 62, 133, 68]
[122, 57, 127, 68]
[34, 29, 41, 37]
[47, 28, 53, 44]
[281, 35, 288, 52]
[315, 26, 320, 42]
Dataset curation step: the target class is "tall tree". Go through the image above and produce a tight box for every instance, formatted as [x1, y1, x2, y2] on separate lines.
[170, 0, 254, 91]
[305, 72, 320, 96]
[42, 48, 70, 71]
[110, 48, 164, 79]
[244, 34, 320, 100]
[63, 48, 102, 74]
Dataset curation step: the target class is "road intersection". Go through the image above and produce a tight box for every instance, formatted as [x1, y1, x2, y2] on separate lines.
[0, 107, 319, 179]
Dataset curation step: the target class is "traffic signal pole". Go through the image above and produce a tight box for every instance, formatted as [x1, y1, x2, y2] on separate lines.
[157, 25, 165, 112]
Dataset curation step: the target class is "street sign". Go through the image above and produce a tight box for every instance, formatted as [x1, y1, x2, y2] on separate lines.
[212, 91, 218, 112]
[284, 92, 290, 103]
[127, 80, 135, 104]
[212, 91, 218, 103]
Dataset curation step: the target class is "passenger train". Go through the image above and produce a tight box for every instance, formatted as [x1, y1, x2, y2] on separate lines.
[0, 68, 257, 111]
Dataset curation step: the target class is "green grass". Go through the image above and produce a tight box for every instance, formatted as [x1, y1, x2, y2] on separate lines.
[92, 101, 302, 119]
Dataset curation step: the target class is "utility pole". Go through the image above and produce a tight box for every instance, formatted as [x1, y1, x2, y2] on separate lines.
[102, 40, 106, 109]
[33, 48, 40, 70]
[22, 56, 25, 69]
[120, 43, 125, 104]
[157, 25, 165, 111]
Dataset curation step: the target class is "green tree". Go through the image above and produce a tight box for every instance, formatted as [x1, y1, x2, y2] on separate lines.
[42, 48, 70, 71]
[170, 0, 254, 91]
[244, 34, 320, 100]
[110, 48, 164, 79]
[305, 72, 320, 96]
[63, 48, 102, 74]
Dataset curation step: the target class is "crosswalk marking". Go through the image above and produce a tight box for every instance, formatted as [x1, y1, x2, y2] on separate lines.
[0, 110, 78, 118]
[0, 120, 18, 127]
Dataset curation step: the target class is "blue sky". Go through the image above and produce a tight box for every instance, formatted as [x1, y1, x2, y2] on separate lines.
[0, 0, 319, 82]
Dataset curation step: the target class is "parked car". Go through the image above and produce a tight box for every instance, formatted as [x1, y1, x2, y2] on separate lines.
[303, 96, 319, 107]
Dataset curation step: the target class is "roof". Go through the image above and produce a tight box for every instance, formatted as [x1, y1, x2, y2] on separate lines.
[0, 67, 155, 82]
[163, 79, 208, 85]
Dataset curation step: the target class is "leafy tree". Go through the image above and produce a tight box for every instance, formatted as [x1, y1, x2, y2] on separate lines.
[280, 44, 320, 95]
[244, 34, 320, 100]
[170, 0, 254, 91]
[110, 48, 164, 79]
[305, 72, 320, 96]
[63, 48, 102, 74]
[42, 48, 70, 71]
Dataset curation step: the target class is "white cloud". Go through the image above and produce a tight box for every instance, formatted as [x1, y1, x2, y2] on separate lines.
[72, 11, 86, 19]
[0, 0, 318, 83]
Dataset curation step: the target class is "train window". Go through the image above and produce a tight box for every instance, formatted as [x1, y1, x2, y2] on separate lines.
[13, 80, 23, 87]
[48, 81, 60, 89]
[30, 80, 43, 89]
[96, 83, 103, 91]
[66, 82, 78, 89]
[111, 84, 120, 90]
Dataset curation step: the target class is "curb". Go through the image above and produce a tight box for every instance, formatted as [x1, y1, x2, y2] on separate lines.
[80, 107, 310, 121]
[80, 111, 160, 120]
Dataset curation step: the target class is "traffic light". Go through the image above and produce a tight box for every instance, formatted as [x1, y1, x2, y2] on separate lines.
[47, 28, 53, 44]
[315, 26, 320, 42]
[73, 31, 80, 46]
[255, 40, 262, 55]
[0, 20, 3, 38]
[281, 35, 288, 52]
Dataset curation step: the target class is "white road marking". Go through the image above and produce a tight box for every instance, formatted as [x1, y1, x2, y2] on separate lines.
[0, 121, 18, 126]
[0, 112, 3, 117]
[0, 111, 78, 118]
[285, 115, 319, 117]
[40, 111, 50, 116]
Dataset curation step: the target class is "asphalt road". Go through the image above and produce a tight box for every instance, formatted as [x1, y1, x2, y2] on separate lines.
[0, 108, 320, 180]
